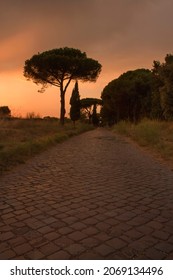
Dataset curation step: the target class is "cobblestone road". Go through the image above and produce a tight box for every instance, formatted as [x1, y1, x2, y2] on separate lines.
[1, 128, 173, 260]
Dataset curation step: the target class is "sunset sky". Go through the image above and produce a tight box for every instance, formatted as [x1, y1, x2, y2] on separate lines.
[1, 0, 173, 118]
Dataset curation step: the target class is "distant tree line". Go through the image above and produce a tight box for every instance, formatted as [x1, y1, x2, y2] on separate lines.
[101, 54, 173, 124]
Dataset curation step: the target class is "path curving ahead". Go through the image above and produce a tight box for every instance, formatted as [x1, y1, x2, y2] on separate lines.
[1, 128, 173, 260]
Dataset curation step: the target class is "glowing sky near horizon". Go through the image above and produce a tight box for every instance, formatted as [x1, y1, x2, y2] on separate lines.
[1, 0, 173, 118]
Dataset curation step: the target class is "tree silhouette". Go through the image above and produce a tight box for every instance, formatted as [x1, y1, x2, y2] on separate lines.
[70, 81, 80, 125]
[80, 98, 102, 123]
[24, 47, 102, 125]
[101, 69, 152, 123]
[152, 54, 173, 120]
[0, 106, 11, 118]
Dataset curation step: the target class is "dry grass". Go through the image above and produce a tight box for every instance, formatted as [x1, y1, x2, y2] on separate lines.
[113, 119, 173, 168]
[0, 118, 93, 174]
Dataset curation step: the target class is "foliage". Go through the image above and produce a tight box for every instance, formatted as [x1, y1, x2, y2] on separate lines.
[0, 106, 11, 118]
[80, 98, 102, 123]
[70, 81, 81, 124]
[24, 47, 102, 125]
[101, 69, 152, 124]
[152, 54, 173, 120]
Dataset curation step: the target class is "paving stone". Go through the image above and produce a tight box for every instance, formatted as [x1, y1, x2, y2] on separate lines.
[109, 223, 132, 237]
[1, 213, 14, 220]
[47, 250, 71, 260]
[5, 218, 17, 225]
[117, 212, 137, 222]
[39, 242, 60, 255]
[146, 221, 163, 230]
[145, 247, 168, 259]
[152, 230, 170, 240]
[38, 226, 54, 234]
[50, 221, 67, 229]
[25, 250, 45, 260]
[95, 222, 111, 231]
[155, 242, 173, 254]
[106, 218, 119, 226]
[127, 216, 151, 226]
[1, 242, 11, 253]
[0, 225, 12, 232]
[13, 243, 33, 255]
[58, 227, 74, 235]
[106, 237, 127, 250]
[70, 222, 87, 230]
[65, 244, 86, 256]
[94, 244, 115, 257]
[68, 231, 87, 241]
[8, 236, 27, 247]
[81, 226, 99, 236]
[129, 236, 158, 251]
[137, 225, 154, 235]
[45, 232, 60, 241]
[81, 237, 100, 248]
[43, 217, 58, 225]
[54, 236, 74, 247]
[124, 229, 144, 241]
[80, 252, 104, 260]
[94, 232, 111, 242]
[29, 236, 49, 248]
[164, 252, 173, 260]
[0, 249, 16, 260]
[0, 231, 14, 241]
[120, 247, 137, 259]
[13, 226, 31, 235]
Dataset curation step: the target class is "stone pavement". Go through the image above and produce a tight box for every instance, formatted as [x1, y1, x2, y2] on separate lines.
[1, 128, 173, 260]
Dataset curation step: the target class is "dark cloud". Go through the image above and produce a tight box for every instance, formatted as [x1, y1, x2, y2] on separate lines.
[1, 0, 173, 73]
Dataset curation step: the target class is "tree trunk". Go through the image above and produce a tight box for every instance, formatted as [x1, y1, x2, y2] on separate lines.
[60, 90, 65, 125]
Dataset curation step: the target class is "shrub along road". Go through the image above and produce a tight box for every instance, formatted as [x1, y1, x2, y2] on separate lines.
[1, 128, 173, 259]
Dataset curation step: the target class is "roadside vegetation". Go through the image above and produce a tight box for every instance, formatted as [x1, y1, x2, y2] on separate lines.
[100, 53, 173, 168]
[0, 118, 94, 174]
[112, 119, 173, 166]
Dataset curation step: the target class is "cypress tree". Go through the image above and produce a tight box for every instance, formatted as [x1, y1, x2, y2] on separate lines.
[70, 81, 81, 125]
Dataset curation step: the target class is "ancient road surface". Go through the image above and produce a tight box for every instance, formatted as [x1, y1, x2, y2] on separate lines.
[1, 128, 173, 260]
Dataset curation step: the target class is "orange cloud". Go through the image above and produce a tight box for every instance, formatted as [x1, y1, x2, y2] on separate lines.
[0, 29, 39, 73]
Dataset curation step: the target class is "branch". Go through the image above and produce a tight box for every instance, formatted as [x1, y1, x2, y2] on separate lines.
[63, 75, 73, 93]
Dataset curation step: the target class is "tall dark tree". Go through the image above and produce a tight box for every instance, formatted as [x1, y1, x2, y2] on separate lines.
[24, 47, 102, 125]
[70, 81, 80, 125]
[92, 103, 99, 126]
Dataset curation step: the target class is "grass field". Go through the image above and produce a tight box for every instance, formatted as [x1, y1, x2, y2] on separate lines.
[113, 119, 173, 168]
[0, 118, 93, 174]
